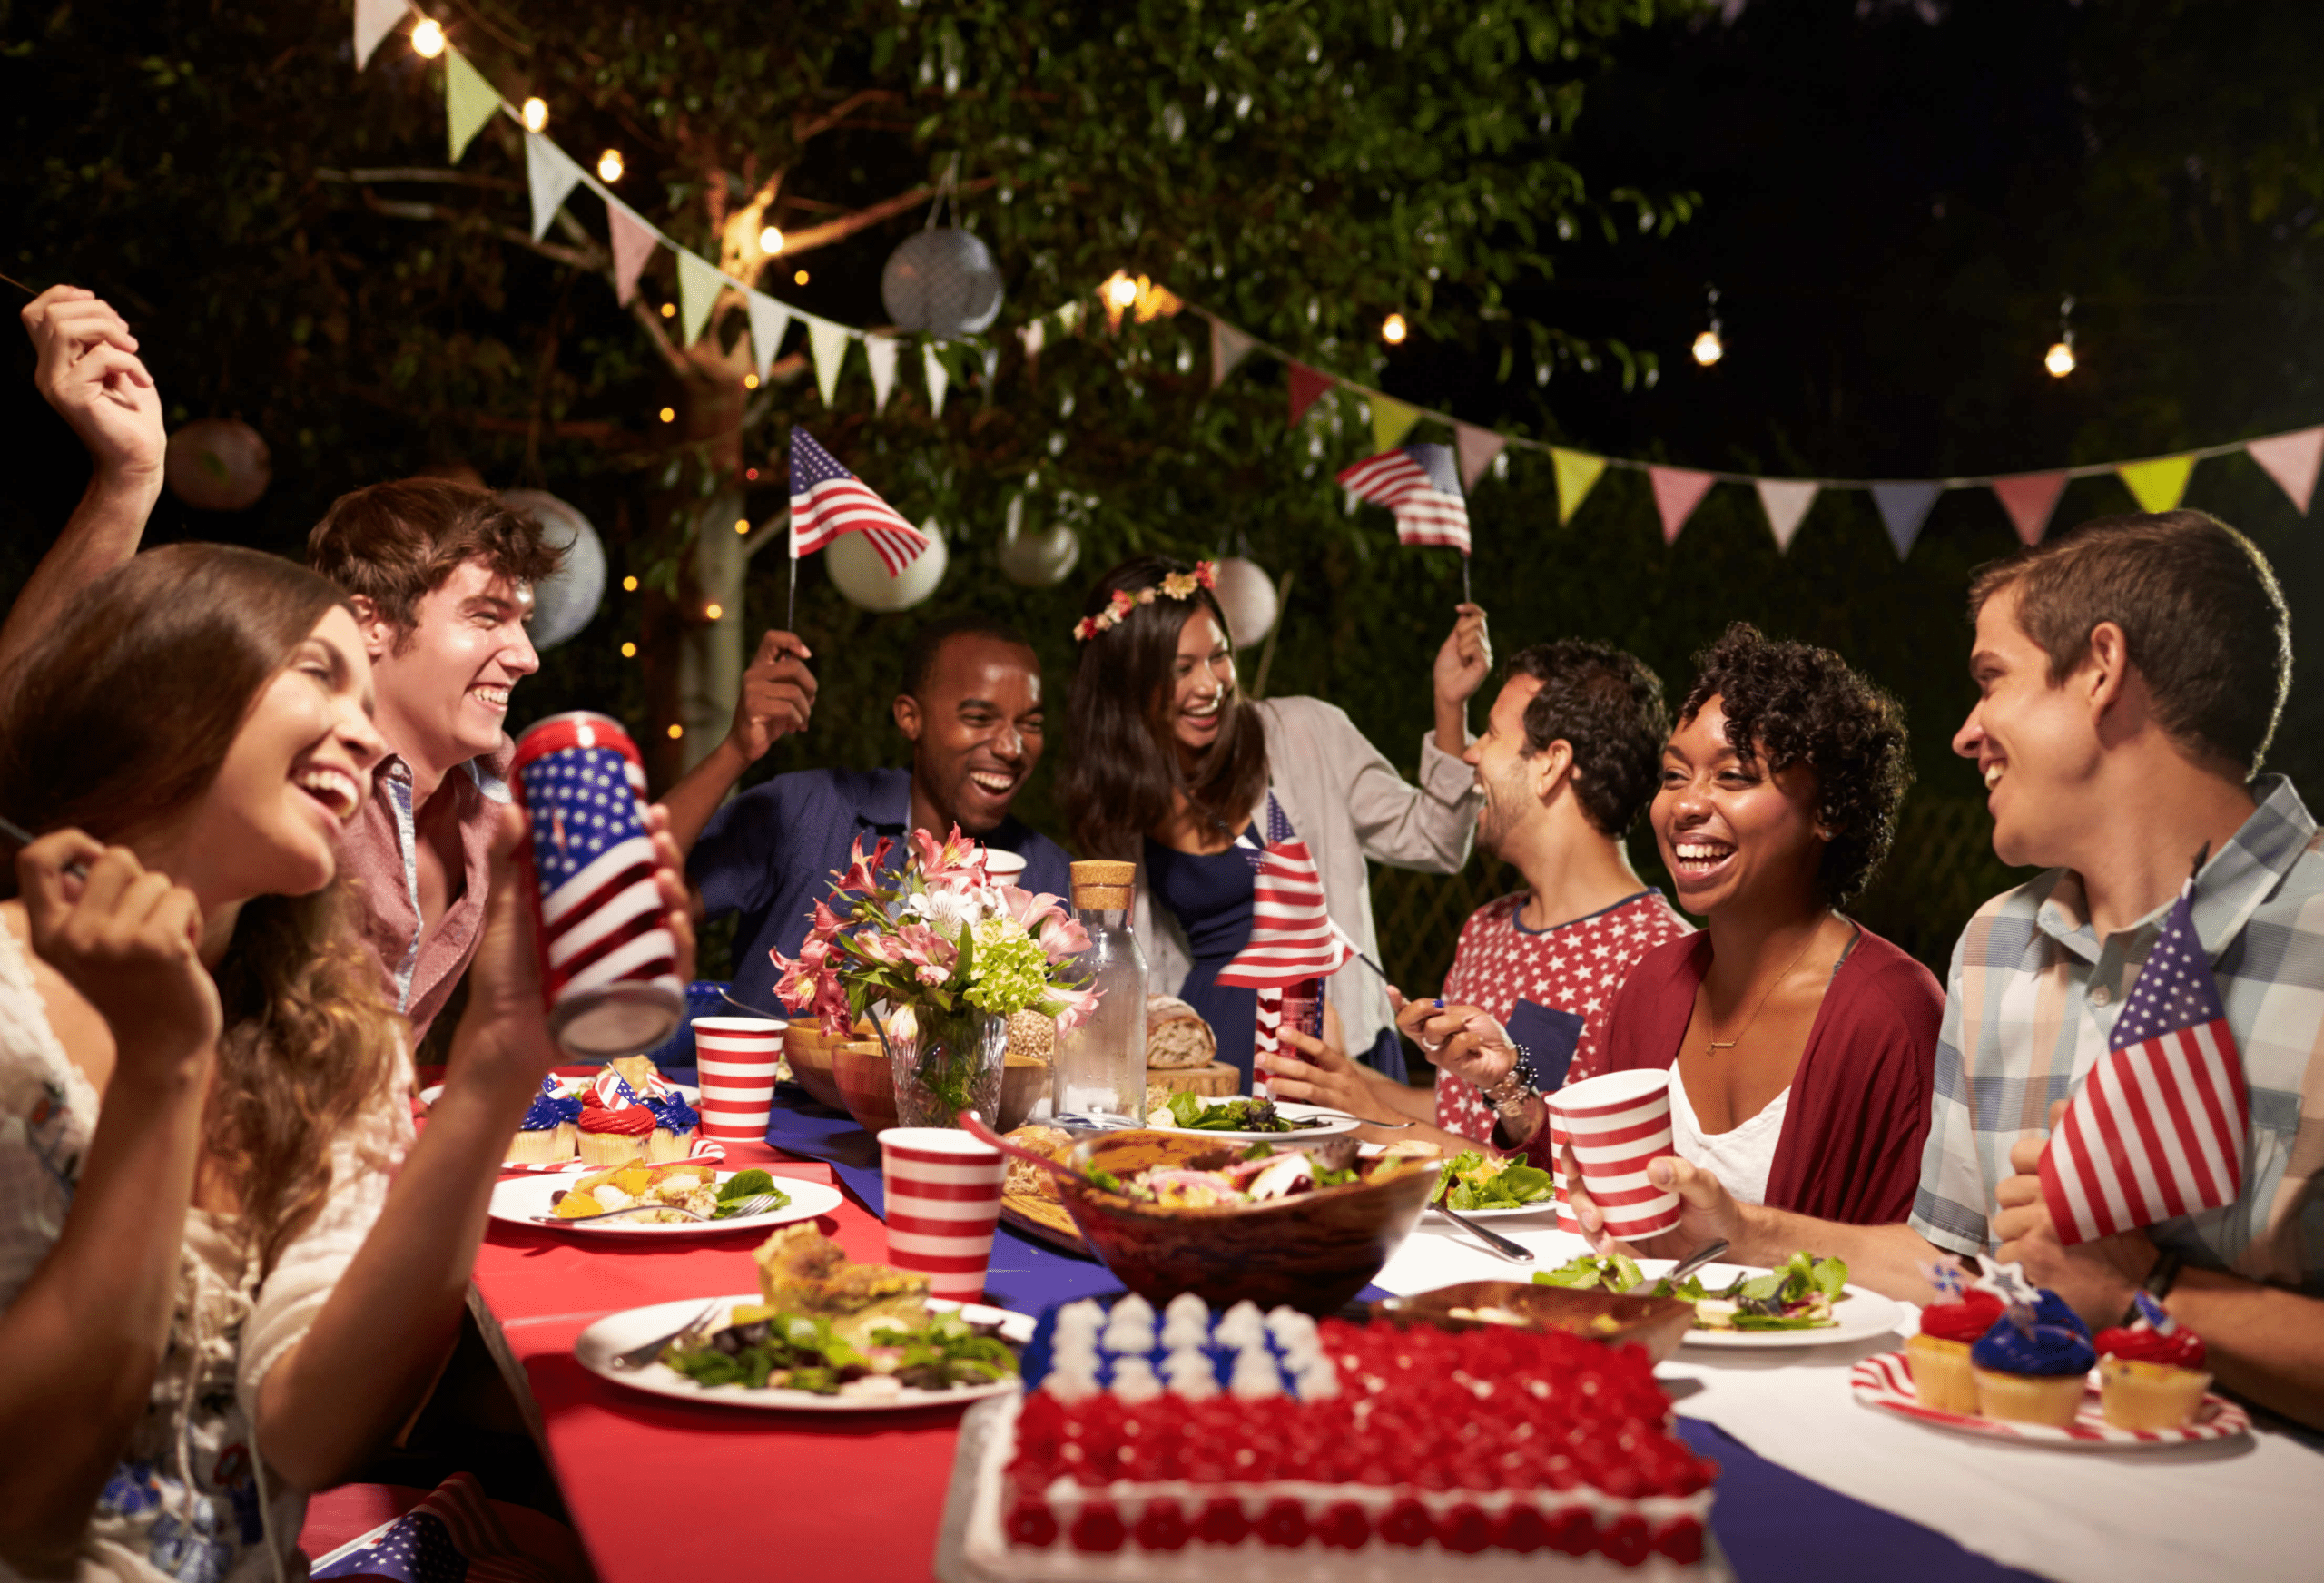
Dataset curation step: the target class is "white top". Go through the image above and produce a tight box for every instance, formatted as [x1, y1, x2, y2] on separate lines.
[0, 920, 411, 1583]
[1668, 1064, 1791, 1208]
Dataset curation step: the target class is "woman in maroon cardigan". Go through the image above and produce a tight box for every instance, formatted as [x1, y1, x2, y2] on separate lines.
[1579, 624, 1942, 1231]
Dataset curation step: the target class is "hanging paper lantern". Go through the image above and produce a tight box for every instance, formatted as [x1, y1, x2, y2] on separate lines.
[996, 494, 1081, 588]
[163, 418, 271, 513]
[500, 488, 607, 651]
[1211, 556, 1279, 647]
[828, 521, 949, 611]
[881, 231, 1004, 339]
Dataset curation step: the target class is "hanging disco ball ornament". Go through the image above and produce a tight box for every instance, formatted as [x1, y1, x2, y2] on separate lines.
[828, 521, 949, 612]
[163, 418, 271, 513]
[1211, 556, 1279, 648]
[500, 489, 607, 651]
[881, 230, 1005, 339]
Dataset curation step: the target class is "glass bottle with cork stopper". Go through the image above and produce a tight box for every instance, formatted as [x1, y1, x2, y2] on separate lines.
[1050, 860, 1148, 1120]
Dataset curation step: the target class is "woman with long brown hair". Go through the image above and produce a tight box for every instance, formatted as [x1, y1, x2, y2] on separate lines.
[1057, 555, 1489, 1086]
[0, 544, 689, 1579]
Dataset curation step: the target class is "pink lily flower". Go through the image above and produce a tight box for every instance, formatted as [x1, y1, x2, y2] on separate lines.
[1047, 982, 1104, 1035]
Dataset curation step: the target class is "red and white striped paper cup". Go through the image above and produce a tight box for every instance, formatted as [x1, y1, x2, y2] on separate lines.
[879, 1127, 1007, 1302]
[1545, 1067, 1680, 1242]
[691, 1017, 786, 1142]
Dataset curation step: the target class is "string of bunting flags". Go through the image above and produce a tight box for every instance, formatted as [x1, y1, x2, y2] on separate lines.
[355, 0, 2323, 573]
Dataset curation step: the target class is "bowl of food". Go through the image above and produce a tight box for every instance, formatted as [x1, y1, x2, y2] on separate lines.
[1371, 1280, 1699, 1365]
[830, 1038, 899, 1136]
[783, 1019, 851, 1112]
[1055, 1131, 1439, 1315]
[997, 1056, 1049, 1133]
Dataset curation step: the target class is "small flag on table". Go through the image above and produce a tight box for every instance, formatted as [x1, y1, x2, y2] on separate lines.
[789, 428, 931, 575]
[1337, 442, 1472, 554]
[2038, 880, 2249, 1244]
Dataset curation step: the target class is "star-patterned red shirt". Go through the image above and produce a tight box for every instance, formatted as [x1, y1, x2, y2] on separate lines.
[1434, 889, 1691, 1163]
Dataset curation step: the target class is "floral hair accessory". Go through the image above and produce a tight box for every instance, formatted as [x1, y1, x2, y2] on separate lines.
[1073, 560, 1218, 642]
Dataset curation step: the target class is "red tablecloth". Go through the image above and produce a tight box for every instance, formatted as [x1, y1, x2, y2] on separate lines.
[468, 1143, 973, 1583]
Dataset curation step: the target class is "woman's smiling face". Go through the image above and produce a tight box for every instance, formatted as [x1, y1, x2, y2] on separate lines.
[1651, 695, 1826, 917]
[1167, 607, 1236, 756]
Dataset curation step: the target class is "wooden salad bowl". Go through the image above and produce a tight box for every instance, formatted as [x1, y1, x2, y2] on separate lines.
[1056, 1131, 1436, 1315]
[997, 1056, 1049, 1134]
[1370, 1281, 1699, 1364]
[784, 1018, 884, 1113]
[830, 1039, 899, 1136]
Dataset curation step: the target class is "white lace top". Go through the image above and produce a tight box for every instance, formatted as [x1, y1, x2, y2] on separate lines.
[0, 921, 412, 1583]
[1669, 1065, 1792, 1209]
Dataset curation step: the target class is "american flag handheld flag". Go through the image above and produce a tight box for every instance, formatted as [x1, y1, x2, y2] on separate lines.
[1216, 799, 1355, 1098]
[2037, 880, 2250, 1244]
[788, 428, 931, 575]
[1336, 441, 1472, 554]
[509, 712, 684, 1058]
[310, 1471, 558, 1583]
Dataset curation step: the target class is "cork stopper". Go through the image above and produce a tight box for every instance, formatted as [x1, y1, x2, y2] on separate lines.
[1071, 859, 1136, 910]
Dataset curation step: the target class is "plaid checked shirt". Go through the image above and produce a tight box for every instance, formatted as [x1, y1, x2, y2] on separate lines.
[1911, 776, 2324, 1293]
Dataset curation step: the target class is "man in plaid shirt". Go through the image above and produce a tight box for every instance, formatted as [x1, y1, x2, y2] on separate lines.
[1562, 510, 2324, 1430]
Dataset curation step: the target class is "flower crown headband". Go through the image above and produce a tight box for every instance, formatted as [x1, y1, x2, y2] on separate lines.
[1072, 560, 1218, 642]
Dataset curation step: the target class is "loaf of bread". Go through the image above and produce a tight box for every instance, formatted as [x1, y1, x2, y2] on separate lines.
[1146, 993, 1217, 1069]
[1004, 1009, 1057, 1064]
[1002, 1123, 1076, 1201]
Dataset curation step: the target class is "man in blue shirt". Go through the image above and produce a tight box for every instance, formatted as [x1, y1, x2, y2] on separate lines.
[665, 614, 1073, 1009]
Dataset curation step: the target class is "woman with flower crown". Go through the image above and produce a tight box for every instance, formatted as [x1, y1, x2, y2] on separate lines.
[1057, 555, 1491, 1086]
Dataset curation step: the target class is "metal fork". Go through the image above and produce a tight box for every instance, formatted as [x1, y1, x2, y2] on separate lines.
[611, 1300, 726, 1371]
[536, 1191, 785, 1225]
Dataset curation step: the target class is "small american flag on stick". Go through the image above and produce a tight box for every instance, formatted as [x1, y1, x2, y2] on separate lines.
[2038, 880, 2249, 1244]
[1337, 441, 1471, 554]
[1215, 838, 1355, 988]
[789, 428, 931, 575]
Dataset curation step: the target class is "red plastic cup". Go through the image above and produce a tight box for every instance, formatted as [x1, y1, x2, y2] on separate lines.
[1544, 1068, 1680, 1242]
[691, 1016, 786, 1141]
[879, 1127, 1007, 1302]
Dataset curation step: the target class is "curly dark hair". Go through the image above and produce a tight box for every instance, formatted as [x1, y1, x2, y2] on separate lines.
[1677, 624, 1912, 907]
[1502, 641, 1669, 835]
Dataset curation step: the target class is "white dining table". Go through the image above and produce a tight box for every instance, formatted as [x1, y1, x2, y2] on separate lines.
[1375, 1214, 2324, 1583]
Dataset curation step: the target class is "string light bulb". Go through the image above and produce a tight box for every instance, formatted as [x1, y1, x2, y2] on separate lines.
[734, 518, 750, 535]
[743, 373, 759, 389]
[622, 575, 639, 592]
[793, 269, 810, 286]
[659, 302, 675, 319]
[2045, 293, 2077, 379]
[1105, 272, 1141, 310]
[704, 604, 724, 621]
[597, 148, 624, 183]
[520, 97, 548, 133]
[621, 641, 636, 657]
[409, 18, 447, 58]
[666, 723, 684, 740]
[1381, 312, 1409, 346]
[759, 225, 784, 255]
[1691, 284, 1724, 367]
[658, 406, 675, 423]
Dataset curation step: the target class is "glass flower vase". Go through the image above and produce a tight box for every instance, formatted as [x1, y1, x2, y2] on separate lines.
[889, 1001, 1007, 1129]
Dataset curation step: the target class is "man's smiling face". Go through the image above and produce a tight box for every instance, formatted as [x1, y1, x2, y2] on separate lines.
[364, 556, 540, 775]
[896, 634, 1046, 835]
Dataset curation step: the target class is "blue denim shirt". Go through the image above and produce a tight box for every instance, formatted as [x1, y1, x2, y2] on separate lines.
[690, 766, 1073, 1009]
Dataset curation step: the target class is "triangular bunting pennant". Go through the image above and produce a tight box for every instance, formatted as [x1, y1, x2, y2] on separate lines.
[353, 0, 408, 71]
[607, 202, 658, 306]
[1371, 394, 1423, 454]
[1551, 448, 1609, 526]
[1870, 480, 1944, 560]
[2117, 455, 2195, 514]
[1454, 423, 1508, 493]
[2245, 428, 2324, 516]
[1991, 471, 2069, 546]
[1649, 467, 1716, 546]
[1286, 362, 1335, 427]
[807, 318, 852, 408]
[1208, 316, 1257, 389]
[865, 335, 901, 413]
[443, 47, 502, 164]
[523, 132, 585, 240]
[923, 344, 950, 417]
[675, 249, 726, 349]
[744, 290, 792, 379]
[1756, 479, 1819, 552]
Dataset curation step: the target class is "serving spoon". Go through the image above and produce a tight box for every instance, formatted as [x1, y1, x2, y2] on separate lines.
[956, 1109, 1111, 1189]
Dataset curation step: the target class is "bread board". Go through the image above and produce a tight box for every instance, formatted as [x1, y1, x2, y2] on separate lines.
[1143, 1061, 1239, 1097]
[999, 1191, 1091, 1256]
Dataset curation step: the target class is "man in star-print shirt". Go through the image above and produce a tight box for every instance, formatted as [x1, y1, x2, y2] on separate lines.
[1265, 641, 1688, 1164]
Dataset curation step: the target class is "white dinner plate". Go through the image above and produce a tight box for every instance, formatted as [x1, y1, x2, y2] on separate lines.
[576, 1294, 1033, 1411]
[1141, 1097, 1364, 1143]
[419, 1080, 701, 1108]
[489, 1170, 842, 1237]
[1427, 1198, 1564, 1220]
[1632, 1260, 1911, 1349]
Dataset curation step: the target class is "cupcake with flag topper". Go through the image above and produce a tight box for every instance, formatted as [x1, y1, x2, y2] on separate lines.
[2094, 1291, 2211, 1431]
[507, 1075, 582, 1165]
[1905, 1262, 2004, 1414]
[1969, 1262, 2096, 1427]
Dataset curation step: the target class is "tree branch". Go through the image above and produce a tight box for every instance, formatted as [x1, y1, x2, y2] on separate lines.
[354, 190, 603, 270]
[627, 294, 691, 377]
[778, 177, 995, 256]
[319, 167, 526, 192]
[793, 89, 905, 144]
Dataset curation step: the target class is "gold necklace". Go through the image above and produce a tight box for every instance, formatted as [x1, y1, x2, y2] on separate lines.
[1702, 921, 1827, 1055]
